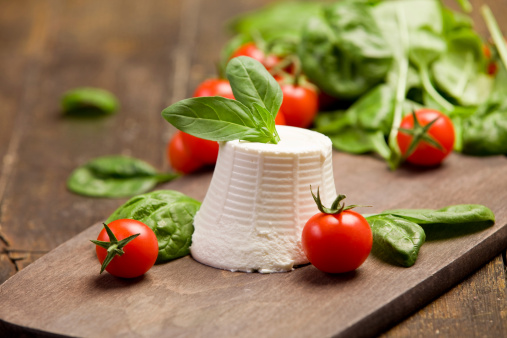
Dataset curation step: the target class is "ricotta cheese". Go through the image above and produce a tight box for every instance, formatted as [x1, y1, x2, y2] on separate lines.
[190, 125, 337, 273]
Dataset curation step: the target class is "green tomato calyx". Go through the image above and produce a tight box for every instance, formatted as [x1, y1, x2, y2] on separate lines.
[310, 186, 367, 215]
[90, 223, 140, 274]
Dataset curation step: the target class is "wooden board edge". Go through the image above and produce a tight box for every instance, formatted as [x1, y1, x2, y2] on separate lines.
[338, 222, 507, 338]
[0, 318, 69, 338]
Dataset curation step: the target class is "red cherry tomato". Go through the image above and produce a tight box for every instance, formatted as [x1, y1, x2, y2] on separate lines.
[95, 219, 158, 278]
[279, 83, 319, 128]
[275, 111, 286, 125]
[180, 132, 219, 165]
[397, 109, 455, 166]
[167, 131, 203, 174]
[231, 42, 281, 70]
[302, 210, 372, 273]
[193, 79, 235, 99]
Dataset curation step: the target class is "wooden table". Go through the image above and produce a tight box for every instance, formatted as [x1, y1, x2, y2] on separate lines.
[0, 0, 505, 336]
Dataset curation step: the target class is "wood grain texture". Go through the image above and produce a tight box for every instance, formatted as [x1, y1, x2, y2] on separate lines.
[0, 152, 506, 337]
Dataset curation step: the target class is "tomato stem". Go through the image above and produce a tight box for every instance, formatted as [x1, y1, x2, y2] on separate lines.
[310, 186, 368, 215]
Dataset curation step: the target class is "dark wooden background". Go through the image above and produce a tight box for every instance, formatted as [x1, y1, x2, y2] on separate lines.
[0, 0, 505, 336]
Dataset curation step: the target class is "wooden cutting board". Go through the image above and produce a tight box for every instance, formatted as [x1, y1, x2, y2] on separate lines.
[0, 152, 506, 337]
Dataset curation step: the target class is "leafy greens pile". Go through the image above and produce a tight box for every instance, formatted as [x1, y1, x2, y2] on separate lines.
[224, 0, 507, 168]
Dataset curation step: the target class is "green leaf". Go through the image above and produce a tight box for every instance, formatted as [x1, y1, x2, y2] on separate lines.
[366, 214, 426, 267]
[432, 29, 492, 106]
[329, 129, 390, 159]
[162, 96, 269, 142]
[454, 0, 472, 13]
[162, 58, 280, 144]
[252, 103, 280, 144]
[379, 204, 495, 226]
[298, 0, 393, 99]
[61, 87, 119, 115]
[346, 84, 396, 135]
[226, 56, 283, 120]
[460, 98, 507, 155]
[106, 190, 201, 263]
[67, 156, 177, 198]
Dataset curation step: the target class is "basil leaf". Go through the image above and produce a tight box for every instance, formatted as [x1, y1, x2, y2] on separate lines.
[67, 156, 177, 198]
[162, 96, 271, 142]
[106, 190, 201, 263]
[252, 103, 280, 143]
[379, 204, 495, 226]
[226, 56, 283, 120]
[366, 214, 426, 267]
[61, 87, 119, 115]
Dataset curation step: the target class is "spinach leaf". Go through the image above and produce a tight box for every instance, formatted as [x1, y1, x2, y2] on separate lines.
[379, 204, 495, 226]
[298, 0, 393, 99]
[106, 190, 201, 263]
[61, 87, 119, 115]
[366, 214, 426, 267]
[432, 27, 491, 106]
[67, 156, 177, 198]
[460, 98, 507, 155]
[330, 129, 391, 160]
[162, 57, 280, 144]
[229, 1, 322, 41]
[366, 203, 494, 267]
[226, 1, 322, 58]
[347, 84, 396, 135]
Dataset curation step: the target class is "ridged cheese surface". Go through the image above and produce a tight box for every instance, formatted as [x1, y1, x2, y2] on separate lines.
[191, 126, 337, 273]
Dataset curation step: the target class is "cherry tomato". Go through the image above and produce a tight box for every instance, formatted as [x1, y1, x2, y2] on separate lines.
[302, 210, 373, 273]
[231, 42, 281, 70]
[180, 132, 219, 164]
[397, 109, 455, 166]
[279, 83, 319, 128]
[275, 111, 286, 125]
[95, 219, 158, 278]
[167, 131, 203, 174]
[193, 79, 235, 99]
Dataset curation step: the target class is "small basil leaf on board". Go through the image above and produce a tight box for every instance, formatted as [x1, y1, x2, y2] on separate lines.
[61, 87, 119, 115]
[161, 96, 270, 142]
[226, 56, 283, 120]
[106, 190, 201, 263]
[67, 156, 177, 198]
[366, 214, 426, 267]
[380, 204, 495, 226]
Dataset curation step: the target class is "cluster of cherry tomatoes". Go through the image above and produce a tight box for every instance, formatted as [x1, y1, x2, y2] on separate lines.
[167, 42, 321, 174]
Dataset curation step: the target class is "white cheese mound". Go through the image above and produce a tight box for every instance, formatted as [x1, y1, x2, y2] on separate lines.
[190, 125, 337, 273]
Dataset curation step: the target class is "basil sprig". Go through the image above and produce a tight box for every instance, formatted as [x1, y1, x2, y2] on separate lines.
[162, 56, 282, 144]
